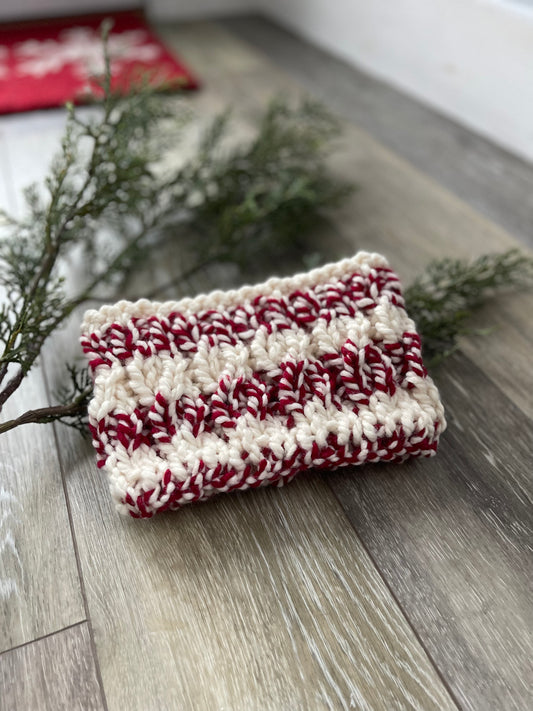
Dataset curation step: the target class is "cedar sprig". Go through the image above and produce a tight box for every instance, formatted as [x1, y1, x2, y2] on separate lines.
[0, 32, 174, 412]
[0, 34, 353, 435]
[405, 249, 533, 364]
[150, 97, 352, 287]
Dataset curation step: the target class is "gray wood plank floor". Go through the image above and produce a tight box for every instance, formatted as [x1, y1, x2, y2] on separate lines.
[327, 353, 533, 711]
[223, 15, 533, 251]
[0, 368, 85, 653]
[1, 16, 532, 711]
[0, 623, 104, 711]
[49, 425, 458, 711]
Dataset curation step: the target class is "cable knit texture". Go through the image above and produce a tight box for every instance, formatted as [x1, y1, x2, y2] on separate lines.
[81, 251, 446, 517]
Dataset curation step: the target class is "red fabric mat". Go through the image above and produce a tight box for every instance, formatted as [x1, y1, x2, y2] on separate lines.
[0, 10, 199, 114]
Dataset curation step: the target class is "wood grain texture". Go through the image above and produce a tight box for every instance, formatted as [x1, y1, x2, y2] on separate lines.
[326, 353, 533, 711]
[0, 369, 85, 652]
[0, 622, 104, 711]
[222, 15, 533, 251]
[457, 293, 533, 419]
[52, 427, 457, 711]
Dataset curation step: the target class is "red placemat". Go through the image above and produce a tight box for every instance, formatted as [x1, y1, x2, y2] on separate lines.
[0, 10, 199, 114]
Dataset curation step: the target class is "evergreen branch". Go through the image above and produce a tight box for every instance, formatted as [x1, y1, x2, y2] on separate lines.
[405, 249, 533, 364]
[0, 33, 353, 432]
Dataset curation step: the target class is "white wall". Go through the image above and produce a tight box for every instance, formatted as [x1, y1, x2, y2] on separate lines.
[258, 0, 533, 163]
[2, 0, 533, 161]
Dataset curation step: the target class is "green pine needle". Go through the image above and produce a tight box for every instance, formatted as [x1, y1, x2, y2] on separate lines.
[405, 249, 533, 365]
[0, 35, 352, 433]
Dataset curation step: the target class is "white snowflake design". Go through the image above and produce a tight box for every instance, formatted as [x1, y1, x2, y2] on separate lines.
[11, 26, 162, 79]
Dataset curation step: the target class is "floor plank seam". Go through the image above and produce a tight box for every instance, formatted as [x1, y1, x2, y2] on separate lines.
[324, 476, 464, 711]
[42, 358, 110, 711]
[0, 619, 87, 658]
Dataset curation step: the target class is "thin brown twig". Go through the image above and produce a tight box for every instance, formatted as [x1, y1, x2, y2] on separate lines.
[0, 385, 92, 435]
[0, 368, 24, 411]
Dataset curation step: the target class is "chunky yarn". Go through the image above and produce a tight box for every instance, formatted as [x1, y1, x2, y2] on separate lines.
[81, 252, 446, 517]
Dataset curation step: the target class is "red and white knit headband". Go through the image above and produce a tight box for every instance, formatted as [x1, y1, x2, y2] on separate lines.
[81, 251, 446, 518]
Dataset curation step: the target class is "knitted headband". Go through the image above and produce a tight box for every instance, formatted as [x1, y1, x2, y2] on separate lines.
[81, 251, 446, 518]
